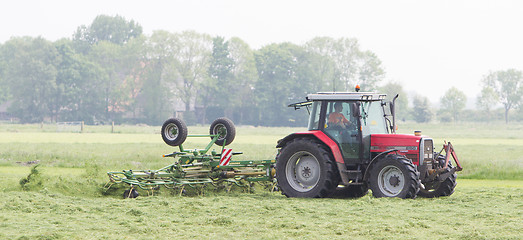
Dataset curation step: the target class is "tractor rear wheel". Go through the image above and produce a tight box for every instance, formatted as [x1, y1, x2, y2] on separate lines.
[369, 154, 420, 199]
[209, 117, 236, 146]
[418, 155, 457, 198]
[276, 138, 340, 198]
[161, 118, 188, 146]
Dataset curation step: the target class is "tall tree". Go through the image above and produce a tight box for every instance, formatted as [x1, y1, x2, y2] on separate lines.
[255, 43, 315, 126]
[228, 37, 258, 124]
[71, 15, 145, 122]
[73, 15, 142, 54]
[378, 82, 409, 120]
[304, 37, 338, 91]
[481, 69, 523, 123]
[53, 39, 106, 123]
[140, 30, 179, 124]
[0, 42, 9, 103]
[334, 37, 360, 91]
[356, 50, 385, 91]
[200, 36, 234, 123]
[119, 36, 148, 121]
[412, 95, 433, 123]
[169, 30, 213, 119]
[0, 37, 60, 122]
[440, 87, 467, 122]
[305, 37, 384, 92]
[87, 41, 124, 121]
[476, 86, 498, 120]
[83, 37, 146, 122]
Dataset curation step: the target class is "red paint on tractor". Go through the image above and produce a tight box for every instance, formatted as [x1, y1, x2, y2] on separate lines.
[371, 134, 422, 165]
[289, 131, 344, 164]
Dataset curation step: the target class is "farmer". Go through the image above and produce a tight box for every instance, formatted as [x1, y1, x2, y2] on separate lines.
[328, 102, 351, 128]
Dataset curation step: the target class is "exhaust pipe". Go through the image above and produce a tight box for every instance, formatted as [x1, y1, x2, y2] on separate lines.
[391, 94, 399, 134]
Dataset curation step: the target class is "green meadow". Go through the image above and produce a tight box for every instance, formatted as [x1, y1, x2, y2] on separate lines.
[0, 122, 522, 239]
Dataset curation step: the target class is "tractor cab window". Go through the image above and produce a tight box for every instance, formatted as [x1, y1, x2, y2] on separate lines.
[325, 102, 354, 129]
[360, 101, 388, 160]
[360, 101, 388, 134]
[323, 101, 360, 160]
[307, 101, 321, 130]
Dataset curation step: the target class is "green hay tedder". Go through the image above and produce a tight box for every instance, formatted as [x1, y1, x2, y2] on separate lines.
[107, 117, 276, 198]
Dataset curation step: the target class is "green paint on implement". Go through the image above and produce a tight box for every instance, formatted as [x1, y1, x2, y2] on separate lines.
[106, 132, 275, 194]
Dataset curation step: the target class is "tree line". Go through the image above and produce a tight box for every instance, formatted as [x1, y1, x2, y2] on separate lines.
[0, 15, 522, 126]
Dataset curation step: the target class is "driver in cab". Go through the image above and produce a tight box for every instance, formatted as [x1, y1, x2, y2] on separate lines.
[328, 102, 351, 129]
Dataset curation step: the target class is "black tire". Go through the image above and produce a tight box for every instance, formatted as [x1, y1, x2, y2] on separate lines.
[161, 118, 188, 146]
[368, 154, 420, 199]
[418, 155, 457, 198]
[332, 184, 369, 198]
[123, 189, 139, 199]
[209, 117, 236, 146]
[276, 138, 340, 198]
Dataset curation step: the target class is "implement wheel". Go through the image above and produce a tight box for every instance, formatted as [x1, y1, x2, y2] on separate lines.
[123, 189, 139, 199]
[369, 154, 420, 199]
[209, 117, 236, 146]
[161, 118, 188, 146]
[276, 138, 339, 198]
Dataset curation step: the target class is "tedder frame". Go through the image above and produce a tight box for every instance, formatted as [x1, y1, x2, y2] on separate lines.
[106, 117, 276, 198]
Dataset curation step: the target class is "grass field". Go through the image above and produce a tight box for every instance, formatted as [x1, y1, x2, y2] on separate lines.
[0, 122, 522, 239]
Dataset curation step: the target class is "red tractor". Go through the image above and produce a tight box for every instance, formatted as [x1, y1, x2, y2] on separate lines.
[275, 91, 462, 198]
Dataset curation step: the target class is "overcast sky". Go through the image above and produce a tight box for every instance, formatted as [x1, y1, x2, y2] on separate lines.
[1, 0, 522, 106]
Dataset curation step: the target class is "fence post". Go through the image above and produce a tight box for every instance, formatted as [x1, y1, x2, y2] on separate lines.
[112, 121, 114, 133]
[81, 121, 84, 133]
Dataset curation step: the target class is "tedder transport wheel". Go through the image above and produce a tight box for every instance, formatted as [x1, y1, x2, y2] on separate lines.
[161, 118, 188, 146]
[369, 154, 420, 199]
[276, 138, 340, 198]
[418, 155, 457, 198]
[209, 117, 236, 146]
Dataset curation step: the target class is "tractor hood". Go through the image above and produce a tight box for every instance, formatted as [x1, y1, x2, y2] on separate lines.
[370, 134, 424, 165]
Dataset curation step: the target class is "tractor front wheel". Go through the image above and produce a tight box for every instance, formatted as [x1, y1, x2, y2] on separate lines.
[276, 138, 339, 198]
[418, 155, 457, 198]
[369, 154, 420, 199]
[418, 174, 456, 198]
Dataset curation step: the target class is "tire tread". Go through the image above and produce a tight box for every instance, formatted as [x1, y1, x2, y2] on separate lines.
[276, 138, 340, 198]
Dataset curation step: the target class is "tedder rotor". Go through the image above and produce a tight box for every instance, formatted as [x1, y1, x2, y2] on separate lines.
[106, 117, 276, 198]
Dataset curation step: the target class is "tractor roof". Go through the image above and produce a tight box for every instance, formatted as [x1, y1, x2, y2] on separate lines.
[288, 92, 387, 109]
[307, 92, 386, 101]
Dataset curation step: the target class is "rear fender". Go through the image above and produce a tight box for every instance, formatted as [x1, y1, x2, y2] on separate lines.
[277, 131, 350, 185]
[277, 131, 343, 164]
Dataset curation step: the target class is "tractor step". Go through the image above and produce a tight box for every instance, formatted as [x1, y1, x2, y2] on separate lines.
[348, 182, 364, 185]
[342, 170, 363, 181]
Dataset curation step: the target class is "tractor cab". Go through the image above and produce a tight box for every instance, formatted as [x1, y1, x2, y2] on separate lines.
[289, 92, 393, 164]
